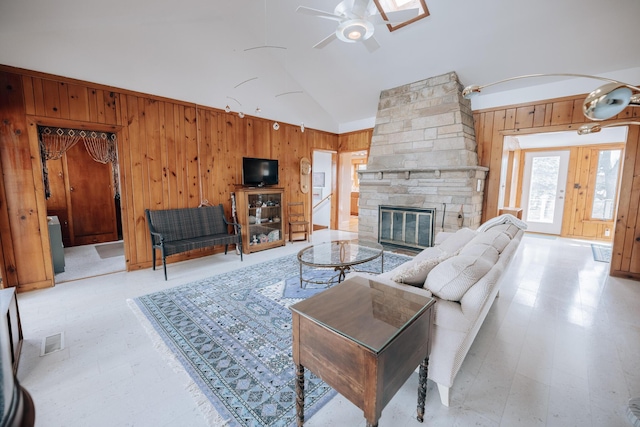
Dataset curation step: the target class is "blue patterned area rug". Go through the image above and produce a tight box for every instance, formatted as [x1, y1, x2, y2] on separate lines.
[131, 251, 410, 427]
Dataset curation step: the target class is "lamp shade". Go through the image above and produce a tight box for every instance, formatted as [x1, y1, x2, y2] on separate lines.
[583, 82, 633, 121]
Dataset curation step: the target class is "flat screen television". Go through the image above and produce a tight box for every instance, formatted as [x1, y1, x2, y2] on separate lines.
[242, 157, 279, 187]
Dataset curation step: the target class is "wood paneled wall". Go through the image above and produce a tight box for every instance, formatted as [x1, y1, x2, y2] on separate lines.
[338, 128, 373, 152]
[0, 65, 339, 291]
[473, 93, 640, 279]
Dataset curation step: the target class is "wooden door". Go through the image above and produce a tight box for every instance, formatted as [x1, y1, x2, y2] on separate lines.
[46, 142, 118, 246]
[65, 142, 118, 245]
[45, 157, 72, 247]
[563, 144, 623, 241]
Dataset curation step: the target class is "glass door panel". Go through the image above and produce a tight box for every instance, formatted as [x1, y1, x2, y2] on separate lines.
[590, 149, 622, 221]
[522, 150, 570, 234]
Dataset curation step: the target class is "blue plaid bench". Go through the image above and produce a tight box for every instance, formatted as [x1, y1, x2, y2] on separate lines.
[145, 204, 242, 280]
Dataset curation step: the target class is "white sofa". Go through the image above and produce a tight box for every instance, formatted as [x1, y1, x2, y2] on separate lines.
[359, 214, 526, 406]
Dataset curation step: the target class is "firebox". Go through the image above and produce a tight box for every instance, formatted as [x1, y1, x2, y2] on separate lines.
[378, 205, 435, 251]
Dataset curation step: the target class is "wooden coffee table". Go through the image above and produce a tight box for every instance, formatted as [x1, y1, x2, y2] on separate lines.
[290, 275, 435, 426]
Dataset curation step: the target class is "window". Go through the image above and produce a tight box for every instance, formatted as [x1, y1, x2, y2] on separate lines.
[373, 0, 430, 32]
[590, 149, 622, 221]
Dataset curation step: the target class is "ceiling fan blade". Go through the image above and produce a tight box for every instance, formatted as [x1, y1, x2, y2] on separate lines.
[296, 6, 343, 22]
[313, 32, 338, 49]
[371, 8, 420, 24]
[363, 35, 380, 53]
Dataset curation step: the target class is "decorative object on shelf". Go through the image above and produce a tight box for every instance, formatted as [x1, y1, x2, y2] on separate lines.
[300, 157, 311, 194]
[267, 229, 280, 242]
[462, 73, 640, 134]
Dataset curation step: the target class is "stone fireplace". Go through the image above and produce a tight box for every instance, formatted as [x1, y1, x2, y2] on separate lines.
[358, 72, 488, 247]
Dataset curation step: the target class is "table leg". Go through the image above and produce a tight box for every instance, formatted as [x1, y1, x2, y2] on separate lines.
[296, 364, 305, 426]
[417, 356, 428, 422]
[299, 262, 304, 288]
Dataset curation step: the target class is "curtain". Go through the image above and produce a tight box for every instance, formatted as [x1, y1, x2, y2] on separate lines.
[38, 127, 120, 199]
[40, 133, 81, 160]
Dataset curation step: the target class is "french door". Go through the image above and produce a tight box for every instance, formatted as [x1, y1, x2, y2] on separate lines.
[522, 150, 570, 234]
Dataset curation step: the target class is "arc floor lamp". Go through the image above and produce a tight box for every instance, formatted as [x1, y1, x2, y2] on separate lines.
[462, 73, 640, 133]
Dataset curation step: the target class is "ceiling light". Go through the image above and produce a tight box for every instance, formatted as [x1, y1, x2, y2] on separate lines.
[255, 107, 261, 115]
[336, 20, 374, 43]
[273, 122, 279, 131]
[238, 111, 245, 118]
[300, 122, 305, 133]
[225, 105, 231, 113]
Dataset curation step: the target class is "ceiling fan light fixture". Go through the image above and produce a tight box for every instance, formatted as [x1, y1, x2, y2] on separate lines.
[336, 20, 373, 43]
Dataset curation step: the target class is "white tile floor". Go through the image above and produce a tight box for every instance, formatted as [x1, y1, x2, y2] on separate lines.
[15, 231, 640, 427]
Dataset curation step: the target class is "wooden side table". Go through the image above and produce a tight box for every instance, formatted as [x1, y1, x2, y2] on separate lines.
[499, 207, 523, 219]
[291, 276, 435, 426]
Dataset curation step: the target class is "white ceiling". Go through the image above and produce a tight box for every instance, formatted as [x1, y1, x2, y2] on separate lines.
[1, 0, 639, 134]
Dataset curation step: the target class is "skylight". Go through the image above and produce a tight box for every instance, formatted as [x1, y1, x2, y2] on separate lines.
[374, 0, 430, 31]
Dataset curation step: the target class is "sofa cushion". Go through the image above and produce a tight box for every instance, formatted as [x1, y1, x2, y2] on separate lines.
[391, 255, 444, 287]
[460, 243, 500, 262]
[390, 247, 442, 286]
[485, 223, 521, 239]
[466, 229, 511, 253]
[425, 255, 493, 301]
[436, 228, 477, 255]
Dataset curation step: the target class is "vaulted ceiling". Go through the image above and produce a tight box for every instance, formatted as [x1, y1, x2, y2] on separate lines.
[1, 0, 639, 133]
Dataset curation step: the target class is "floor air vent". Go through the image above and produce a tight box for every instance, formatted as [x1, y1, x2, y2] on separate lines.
[40, 332, 65, 356]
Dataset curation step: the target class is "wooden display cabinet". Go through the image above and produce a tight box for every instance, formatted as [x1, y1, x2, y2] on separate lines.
[236, 187, 285, 254]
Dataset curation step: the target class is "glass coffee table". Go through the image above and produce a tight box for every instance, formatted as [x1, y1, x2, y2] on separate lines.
[297, 239, 384, 288]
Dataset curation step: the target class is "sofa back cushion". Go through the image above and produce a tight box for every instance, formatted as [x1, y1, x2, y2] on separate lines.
[425, 254, 495, 301]
[466, 229, 511, 253]
[435, 228, 477, 255]
[484, 223, 521, 239]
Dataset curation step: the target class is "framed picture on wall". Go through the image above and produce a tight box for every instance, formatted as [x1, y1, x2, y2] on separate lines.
[313, 172, 325, 187]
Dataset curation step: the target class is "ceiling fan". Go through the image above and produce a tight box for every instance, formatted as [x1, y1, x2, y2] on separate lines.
[296, 0, 419, 52]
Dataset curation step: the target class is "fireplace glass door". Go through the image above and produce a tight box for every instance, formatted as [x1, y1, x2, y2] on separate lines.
[378, 206, 435, 250]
